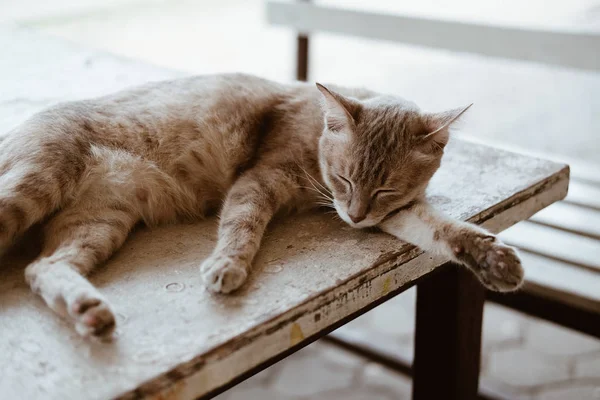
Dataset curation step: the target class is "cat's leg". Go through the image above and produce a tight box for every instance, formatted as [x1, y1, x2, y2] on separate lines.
[379, 200, 523, 292]
[0, 119, 93, 255]
[24, 204, 137, 339]
[0, 162, 67, 255]
[201, 165, 300, 294]
[23, 144, 189, 338]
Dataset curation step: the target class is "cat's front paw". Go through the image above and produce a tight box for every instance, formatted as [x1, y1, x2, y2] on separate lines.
[201, 254, 248, 294]
[453, 235, 524, 292]
[69, 293, 116, 340]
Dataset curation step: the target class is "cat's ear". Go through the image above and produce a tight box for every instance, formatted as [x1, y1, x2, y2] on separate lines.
[316, 83, 358, 135]
[420, 104, 472, 150]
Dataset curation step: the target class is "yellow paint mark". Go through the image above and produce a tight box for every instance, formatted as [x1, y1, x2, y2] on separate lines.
[290, 323, 305, 346]
[381, 276, 392, 295]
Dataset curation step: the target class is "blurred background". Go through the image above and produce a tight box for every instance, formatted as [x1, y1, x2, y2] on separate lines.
[1, 0, 599, 399]
[3, 0, 599, 166]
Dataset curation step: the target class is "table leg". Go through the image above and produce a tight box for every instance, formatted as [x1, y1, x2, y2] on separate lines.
[413, 264, 485, 400]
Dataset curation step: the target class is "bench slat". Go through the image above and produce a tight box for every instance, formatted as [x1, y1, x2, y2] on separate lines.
[520, 251, 600, 312]
[500, 221, 600, 273]
[267, 0, 600, 71]
[565, 180, 600, 211]
[530, 201, 600, 240]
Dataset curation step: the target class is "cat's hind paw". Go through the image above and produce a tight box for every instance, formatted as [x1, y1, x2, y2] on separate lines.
[201, 254, 248, 294]
[70, 294, 116, 340]
[454, 236, 524, 292]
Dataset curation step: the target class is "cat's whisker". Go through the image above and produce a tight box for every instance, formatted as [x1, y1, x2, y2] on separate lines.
[315, 202, 335, 209]
[309, 182, 333, 202]
[317, 202, 334, 208]
[300, 167, 331, 196]
[295, 165, 331, 194]
[302, 173, 330, 194]
[298, 180, 334, 202]
[315, 196, 334, 203]
[298, 185, 334, 202]
[315, 193, 334, 202]
[326, 211, 343, 222]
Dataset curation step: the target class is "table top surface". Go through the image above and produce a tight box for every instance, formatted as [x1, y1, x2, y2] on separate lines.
[0, 29, 569, 400]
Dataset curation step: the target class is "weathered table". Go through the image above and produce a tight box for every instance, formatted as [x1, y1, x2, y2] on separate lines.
[0, 29, 569, 400]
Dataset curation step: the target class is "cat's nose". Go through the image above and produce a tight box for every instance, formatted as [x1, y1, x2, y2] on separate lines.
[348, 213, 366, 224]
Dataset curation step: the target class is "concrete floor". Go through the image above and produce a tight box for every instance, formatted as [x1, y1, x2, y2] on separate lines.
[2, 0, 599, 398]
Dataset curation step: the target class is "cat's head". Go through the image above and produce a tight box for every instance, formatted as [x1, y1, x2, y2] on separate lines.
[316, 83, 470, 229]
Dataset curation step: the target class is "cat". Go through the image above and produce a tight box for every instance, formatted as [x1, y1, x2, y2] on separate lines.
[0, 73, 523, 340]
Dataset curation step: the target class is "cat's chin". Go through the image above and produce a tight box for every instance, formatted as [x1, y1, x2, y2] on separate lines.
[345, 219, 379, 229]
[333, 206, 379, 229]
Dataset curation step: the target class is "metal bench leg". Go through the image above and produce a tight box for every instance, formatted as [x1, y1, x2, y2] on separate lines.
[295, 0, 310, 81]
[413, 264, 485, 400]
[296, 33, 309, 81]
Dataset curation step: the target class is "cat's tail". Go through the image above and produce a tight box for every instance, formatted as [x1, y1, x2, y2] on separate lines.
[0, 117, 85, 251]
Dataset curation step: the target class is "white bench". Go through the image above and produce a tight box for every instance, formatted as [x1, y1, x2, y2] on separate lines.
[266, 0, 600, 81]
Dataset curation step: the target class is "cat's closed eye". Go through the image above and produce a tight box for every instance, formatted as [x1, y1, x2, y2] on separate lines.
[335, 174, 353, 191]
[371, 188, 400, 198]
[371, 188, 400, 199]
